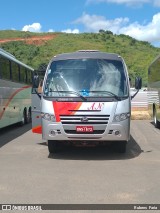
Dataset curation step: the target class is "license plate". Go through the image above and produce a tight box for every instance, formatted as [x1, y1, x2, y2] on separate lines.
[76, 126, 93, 132]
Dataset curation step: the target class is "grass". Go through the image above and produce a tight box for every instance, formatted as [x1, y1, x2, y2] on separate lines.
[131, 109, 151, 120]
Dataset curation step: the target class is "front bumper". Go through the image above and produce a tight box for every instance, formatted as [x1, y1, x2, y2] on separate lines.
[42, 119, 130, 142]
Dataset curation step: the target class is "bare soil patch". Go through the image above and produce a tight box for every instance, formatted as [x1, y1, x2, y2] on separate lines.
[0, 34, 57, 46]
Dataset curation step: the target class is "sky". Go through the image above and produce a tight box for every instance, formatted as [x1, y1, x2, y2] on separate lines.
[1, 0, 160, 46]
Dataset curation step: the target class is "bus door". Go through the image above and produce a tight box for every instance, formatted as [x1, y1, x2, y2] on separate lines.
[31, 71, 44, 134]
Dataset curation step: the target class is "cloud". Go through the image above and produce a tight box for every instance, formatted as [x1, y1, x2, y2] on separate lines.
[48, 29, 55, 32]
[86, 0, 159, 7]
[153, 0, 160, 7]
[74, 12, 160, 44]
[74, 13, 129, 32]
[22, 23, 42, 32]
[120, 13, 160, 42]
[61, 29, 80, 34]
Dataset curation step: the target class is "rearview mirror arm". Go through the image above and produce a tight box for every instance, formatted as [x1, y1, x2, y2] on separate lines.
[131, 89, 139, 100]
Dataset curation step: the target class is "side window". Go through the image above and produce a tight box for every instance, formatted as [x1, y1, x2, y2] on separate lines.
[20, 66, 27, 83]
[27, 70, 32, 84]
[0, 56, 10, 80]
[12, 61, 19, 82]
[25, 68, 28, 83]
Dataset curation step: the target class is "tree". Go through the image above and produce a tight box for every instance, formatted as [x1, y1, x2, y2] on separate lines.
[105, 30, 113, 35]
[99, 29, 105, 33]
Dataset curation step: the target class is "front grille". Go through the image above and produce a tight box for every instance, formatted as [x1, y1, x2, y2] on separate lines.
[64, 130, 105, 134]
[60, 114, 110, 125]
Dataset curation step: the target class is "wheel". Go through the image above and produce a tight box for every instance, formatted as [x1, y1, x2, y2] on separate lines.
[26, 108, 32, 123]
[114, 141, 127, 153]
[48, 140, 62, 154]
[19, 109, 27, 126]
[153, 106, 160, 128]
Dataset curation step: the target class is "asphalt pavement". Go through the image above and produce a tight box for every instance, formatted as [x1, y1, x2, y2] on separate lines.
[0, 120, 160, 212]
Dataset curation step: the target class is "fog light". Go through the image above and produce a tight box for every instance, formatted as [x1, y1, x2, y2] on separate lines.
[50, 130, 56, 136]
[115, 130, 120, 136]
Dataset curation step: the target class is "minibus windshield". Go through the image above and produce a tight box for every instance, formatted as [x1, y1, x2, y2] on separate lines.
[44, 58, 128, 98]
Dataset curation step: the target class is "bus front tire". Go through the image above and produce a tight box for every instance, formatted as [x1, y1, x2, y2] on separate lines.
[153, 106, 160, 128]
[48, 140, 61, 154]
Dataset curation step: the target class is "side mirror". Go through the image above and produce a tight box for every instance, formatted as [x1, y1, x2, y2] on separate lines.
[32, 74, 39, 88]
[135, 77, 142, 90]
[32, 74, 41, 99]
[131, 77, 142, 100]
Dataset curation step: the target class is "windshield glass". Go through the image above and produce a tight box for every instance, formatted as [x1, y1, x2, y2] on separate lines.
[43, 59, 128, 98]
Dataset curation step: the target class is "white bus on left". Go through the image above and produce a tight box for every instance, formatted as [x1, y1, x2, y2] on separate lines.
[0, 48, 34, 129]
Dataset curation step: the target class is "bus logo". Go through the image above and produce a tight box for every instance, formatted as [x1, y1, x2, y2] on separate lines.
[81, 116, 88, 122]
[87, 102, 104, 111]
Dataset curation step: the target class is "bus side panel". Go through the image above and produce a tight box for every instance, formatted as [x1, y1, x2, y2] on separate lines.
[0, 94, 9, 128]
[0, 80, 31, 128]
[156, 89, 160, 122]
[148, 89, 160, 121]
[31, 92, 42, 134]
[148, 57, 160, 124]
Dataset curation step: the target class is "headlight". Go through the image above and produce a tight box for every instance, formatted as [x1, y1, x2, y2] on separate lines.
[41, 113, 56, 122]
[113, 112, 130, 122]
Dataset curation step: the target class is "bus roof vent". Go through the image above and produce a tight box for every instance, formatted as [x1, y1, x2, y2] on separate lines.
[77, 50, 100, 52]
[118, 55, 122, 58]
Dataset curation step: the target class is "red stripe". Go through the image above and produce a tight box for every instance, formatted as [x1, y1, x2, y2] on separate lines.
[0, 85, 31, 120]
[32, 125, 42, 134]
[53, 102, 61, 122]
[53, 102, 82, 122]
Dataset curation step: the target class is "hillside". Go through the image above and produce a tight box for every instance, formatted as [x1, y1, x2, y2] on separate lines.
[0, 30, 159, 86]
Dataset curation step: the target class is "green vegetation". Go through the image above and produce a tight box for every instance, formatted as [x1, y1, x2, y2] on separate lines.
[0, 30, 159, 86]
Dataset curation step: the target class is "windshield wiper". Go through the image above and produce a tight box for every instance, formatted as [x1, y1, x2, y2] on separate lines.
[90, 91, 121, 100]
[48, 90, 87, 101]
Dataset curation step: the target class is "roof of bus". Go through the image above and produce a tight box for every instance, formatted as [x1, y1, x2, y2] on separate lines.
[51, 50, 123, 62]
[0, 48, 34, 71]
